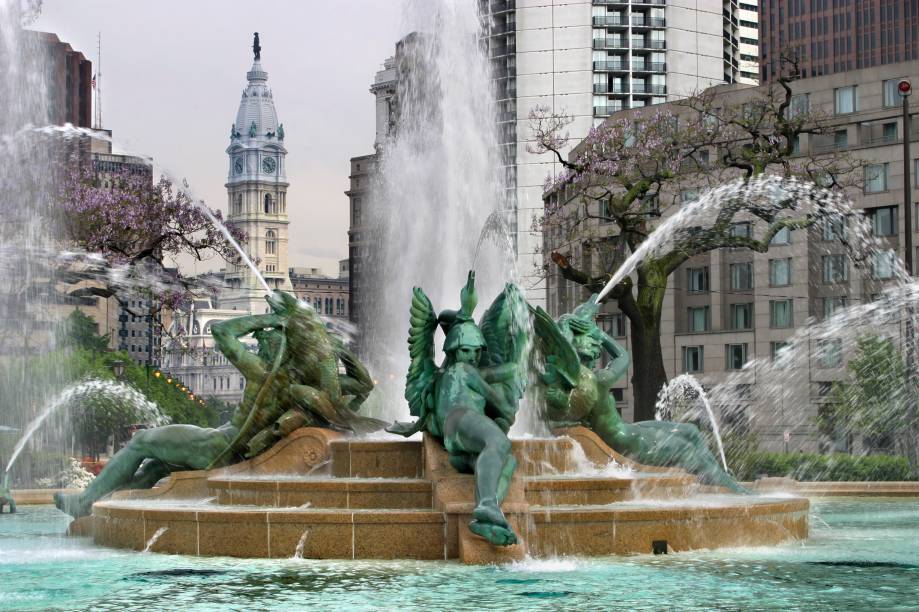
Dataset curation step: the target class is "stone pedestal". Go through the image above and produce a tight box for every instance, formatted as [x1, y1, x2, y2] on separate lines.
[81, 426, 810, 563]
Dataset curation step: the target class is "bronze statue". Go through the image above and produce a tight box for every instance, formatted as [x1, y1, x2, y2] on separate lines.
[532, 296, 747, 493]
[388, 272, 528, 546]
[55, 291, 383, 518]
[252, 32, 261, 61]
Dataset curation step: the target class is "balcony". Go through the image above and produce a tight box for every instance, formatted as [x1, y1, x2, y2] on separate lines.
[593, 38, 628, 49]
[593, 83, 629, 94]
[497, 110, 517, 123]
[593, 60, 629, 71]
[490, 0, 515, 13]
[594, 105, 624, 117]
[632, 83, 667, 95]
[632, 38, 666, 50]
[594, 0, 665, 4]
[631, 16, 666, 27]
[631, 61, 666, 71]
[491, 42, 516, 58]
[592, 15, 627, 26]
[493, 21, 515, 35]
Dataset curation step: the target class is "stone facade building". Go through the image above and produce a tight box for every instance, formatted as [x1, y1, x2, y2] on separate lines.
[289, 267, 349, 319]
[544, 59, 919, 452]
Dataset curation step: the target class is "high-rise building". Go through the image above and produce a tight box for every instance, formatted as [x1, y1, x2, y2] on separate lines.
[760, 0, 919, 83]
[222, 34, 293, 313]
[481, 0, 758, 308]
[23, 31, 93, 127]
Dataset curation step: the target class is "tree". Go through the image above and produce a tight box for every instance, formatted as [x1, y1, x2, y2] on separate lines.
[57, 167, 245, 324]
[530, 59, 859, 421]
[61, 308, 110, 352]
[831, 336, 910, 456]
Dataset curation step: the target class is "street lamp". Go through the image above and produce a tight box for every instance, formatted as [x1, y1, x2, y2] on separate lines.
[110, 359, 126, 379]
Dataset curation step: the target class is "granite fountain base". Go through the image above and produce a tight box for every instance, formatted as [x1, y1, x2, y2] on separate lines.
[68, 427, 808, 564]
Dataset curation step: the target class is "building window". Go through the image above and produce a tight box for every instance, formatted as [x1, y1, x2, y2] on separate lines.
[682, 346, 704, 373]
[822, 214, 846, 241]
[730, 262, 753, 290]
[883, 122, 897, 142]
[822, 254, 849, 283]
[730, 303, 753, 330]
[883, 78, 901, 107]
[823, 296, 847, 319]
[725, 343, 748, 370]
[817, 338, 843, 368]
[769, 258, 791, 286]
[787, 93, 809, 118]
[872, 249, 897, 280]
[265, 230, 277, 255]
[834, 129, 848, 149]
[834, 85, 857, 114]
[770, 226, 790, 245]
[770, 299, 793, 328]
[688, 306, 709, 332]
[864, 164, 889, 193]
[867, 205, 897, 236]
[770, 341, 790, 366]
[604, 312, 626, 337]
[730, 222, 752, 239]
[687, 267, 709, 292]
[264, 193, 273, 213]
[681, 189, 699, 205]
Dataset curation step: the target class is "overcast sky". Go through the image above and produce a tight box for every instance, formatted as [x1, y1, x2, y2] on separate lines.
[32, 1, 403, 276]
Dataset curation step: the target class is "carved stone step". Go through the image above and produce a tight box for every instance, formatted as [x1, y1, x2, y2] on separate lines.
[524, 473, 696, 505]
[208, 476, 434, 510]
[92, 502, 448, 560]
[330, 440, 424, 478]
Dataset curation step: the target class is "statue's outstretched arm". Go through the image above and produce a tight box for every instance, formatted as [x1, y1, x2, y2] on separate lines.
[212, 314, 281, 382]
[596, 330, 630, 386]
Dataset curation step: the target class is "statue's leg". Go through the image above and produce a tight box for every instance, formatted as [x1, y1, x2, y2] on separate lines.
[631, 423, 749, 494]
[121, 459, 172, 491]
[444, 409, 518, 546]
[55, 425, 229, 518]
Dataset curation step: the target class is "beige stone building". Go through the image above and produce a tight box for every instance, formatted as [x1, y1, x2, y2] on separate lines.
[289, 267, 349, 320]
[544, 60, 919, 452]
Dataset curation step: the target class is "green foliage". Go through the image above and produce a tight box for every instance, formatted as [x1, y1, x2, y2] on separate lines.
[830, 335, 909, 447]
[732, 451, 914, 482]
[60, 308, 110, 352]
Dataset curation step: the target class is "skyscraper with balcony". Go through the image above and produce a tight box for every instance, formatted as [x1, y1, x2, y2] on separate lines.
[481, 0, 757, 308]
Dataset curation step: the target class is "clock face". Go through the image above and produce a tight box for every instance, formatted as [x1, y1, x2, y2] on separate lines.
[233, 158, 243, 175]
[262, 157, 277, 174]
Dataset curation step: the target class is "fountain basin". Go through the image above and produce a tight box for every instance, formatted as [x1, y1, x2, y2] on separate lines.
[72, 427, 808, 563]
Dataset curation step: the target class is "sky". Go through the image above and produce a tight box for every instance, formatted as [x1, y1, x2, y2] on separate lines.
[32, 0, 404, 277]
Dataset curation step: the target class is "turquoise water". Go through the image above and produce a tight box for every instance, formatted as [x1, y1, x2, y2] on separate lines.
[1, 500, 917, 611]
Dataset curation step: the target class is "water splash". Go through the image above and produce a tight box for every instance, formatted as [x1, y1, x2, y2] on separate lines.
[361, 0, 514, 424]
[5, 380, 169, 474]
[656, 375, 728, 471]
[143, 527, 169, 553]
[292, 529, 310, 559]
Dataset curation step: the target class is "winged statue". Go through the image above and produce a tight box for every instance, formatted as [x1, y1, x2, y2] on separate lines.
[531, 294, 748, 493]
[388, 271, 529, 546]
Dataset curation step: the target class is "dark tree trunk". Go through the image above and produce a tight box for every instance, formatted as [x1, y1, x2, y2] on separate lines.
[622, 267, 669, 422]
[628, 316, 667, 422]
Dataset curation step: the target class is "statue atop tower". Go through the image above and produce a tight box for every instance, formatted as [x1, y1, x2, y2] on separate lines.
[222, 33, 293, 313]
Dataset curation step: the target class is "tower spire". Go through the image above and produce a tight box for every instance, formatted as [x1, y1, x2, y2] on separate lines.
[252, 32, 261, 61]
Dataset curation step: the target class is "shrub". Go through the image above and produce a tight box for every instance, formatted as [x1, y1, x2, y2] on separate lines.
[733, 451, 914, 481]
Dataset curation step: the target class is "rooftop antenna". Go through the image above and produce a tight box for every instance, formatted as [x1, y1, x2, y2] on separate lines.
[93, 32, 102, 129]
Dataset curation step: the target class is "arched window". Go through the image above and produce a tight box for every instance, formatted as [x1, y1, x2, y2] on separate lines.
[192, 321, 200, 335]
[265, 230, 276, 255]
[264, 193, 273, 214]
[234, 194, 242, 215]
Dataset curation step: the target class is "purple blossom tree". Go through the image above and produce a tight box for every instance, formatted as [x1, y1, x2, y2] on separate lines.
[58, 166, 247, 327]
[531, 59, 860, 421]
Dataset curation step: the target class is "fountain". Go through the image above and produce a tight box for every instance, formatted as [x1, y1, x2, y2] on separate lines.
[0, 0, 813, 568]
